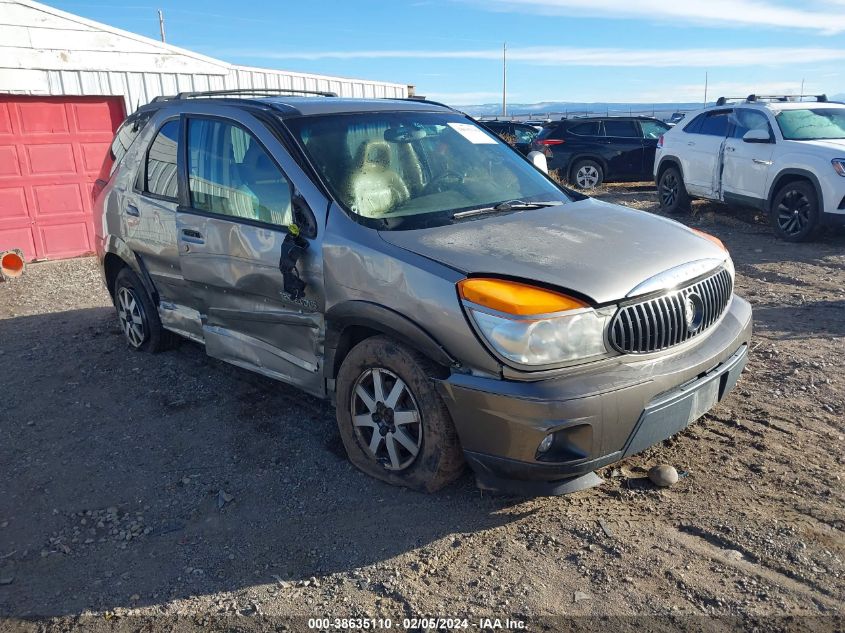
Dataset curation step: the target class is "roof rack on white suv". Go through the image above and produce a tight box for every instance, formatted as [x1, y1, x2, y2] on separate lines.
[714, 94, 828, 106]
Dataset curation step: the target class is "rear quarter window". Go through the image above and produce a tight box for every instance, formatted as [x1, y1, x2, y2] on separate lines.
[109, 112, 153, 172]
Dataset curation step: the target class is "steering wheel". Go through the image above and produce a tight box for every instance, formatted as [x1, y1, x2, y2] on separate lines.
[423, 170, 465, 194]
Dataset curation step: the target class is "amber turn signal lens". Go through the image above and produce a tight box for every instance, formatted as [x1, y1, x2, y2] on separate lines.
[458, 278, 587, 316]
[691, 229, 726, 251]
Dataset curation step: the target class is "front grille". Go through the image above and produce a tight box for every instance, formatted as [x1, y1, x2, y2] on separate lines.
[609, 268, 733, 354]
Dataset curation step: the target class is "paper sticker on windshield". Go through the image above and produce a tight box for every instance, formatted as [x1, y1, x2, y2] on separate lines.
[447, 122, 498, 144]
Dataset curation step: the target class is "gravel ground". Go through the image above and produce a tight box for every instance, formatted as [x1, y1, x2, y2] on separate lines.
[0, 184, 843, 631]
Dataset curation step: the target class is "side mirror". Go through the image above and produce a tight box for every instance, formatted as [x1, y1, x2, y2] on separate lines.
[527, 150, 549, 174]
[742, 128, 773, 143]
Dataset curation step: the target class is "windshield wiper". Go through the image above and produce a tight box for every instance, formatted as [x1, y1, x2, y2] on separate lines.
[452, 199, 562, 220]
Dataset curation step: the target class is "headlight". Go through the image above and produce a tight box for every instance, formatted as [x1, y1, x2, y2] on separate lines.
[833, 159, 845, 177]
[458, 278, 609, 366]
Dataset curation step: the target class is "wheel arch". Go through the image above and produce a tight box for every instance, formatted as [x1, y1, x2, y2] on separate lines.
[767, 168, 824, 213]
[101, 236, 159, 304]
[325, 301, 457, 382]
[656, 155, 684, 185]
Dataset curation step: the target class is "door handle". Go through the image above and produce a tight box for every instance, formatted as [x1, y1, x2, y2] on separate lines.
[181, 228, 205, 244]
[752, 158, 773, 165]
[126, 204, 140, 217]
[687, 141, 695, 146]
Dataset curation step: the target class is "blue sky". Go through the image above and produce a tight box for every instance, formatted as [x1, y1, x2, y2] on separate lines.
[52, 0, 845, 105]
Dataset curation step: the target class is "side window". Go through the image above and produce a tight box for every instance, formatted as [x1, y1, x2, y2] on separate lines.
[568, 121, 601, 136]
[512, 124, 537, 143]
[187, 118, 292, 227]
[603, 120, 639, 137]
[683, 113, 706, 134]
[730, 109, 772, 139]
[640, 120, 669, 139]
[697, 111, 732, 137]
[144, 120, 180, 200]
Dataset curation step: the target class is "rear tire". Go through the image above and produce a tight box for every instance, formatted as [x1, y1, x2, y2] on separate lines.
[570, 159, 604, 189]
[658, 166, 689, 214]
[336, 335, 464, 493]
[770, 180, 820, 242]
[113, 267, 176, 352]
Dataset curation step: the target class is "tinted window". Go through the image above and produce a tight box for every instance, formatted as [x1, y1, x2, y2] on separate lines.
[567, 121, 601, 136]
[730, 109, 772, 139]
[640, 120, 669, 139]
[537, 123, 565, 140]
[603, 120, 639, 137]
[683, 113, 706, 134]
[188, 118, 292, 226]
[697, 111, 731, 137]
[144, 120, 179, 200]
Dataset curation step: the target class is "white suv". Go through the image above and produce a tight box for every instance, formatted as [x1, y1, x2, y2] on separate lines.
[654, 95, 845, 241]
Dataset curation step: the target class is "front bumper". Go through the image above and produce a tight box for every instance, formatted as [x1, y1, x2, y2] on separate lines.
[436, 295, 753, 495]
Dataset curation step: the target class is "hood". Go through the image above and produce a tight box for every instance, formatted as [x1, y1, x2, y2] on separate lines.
[791, 138, 845, 152]
[378, 198, 728, 305]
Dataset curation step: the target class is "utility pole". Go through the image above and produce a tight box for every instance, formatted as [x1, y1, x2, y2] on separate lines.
[501, 42, 507, 118]
[158, 9, 166, 43]
[703, 71, 708, 107]
[800, 78, 805, 99]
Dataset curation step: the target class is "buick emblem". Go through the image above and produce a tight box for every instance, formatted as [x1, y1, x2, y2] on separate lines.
[684, 292, 704, 332]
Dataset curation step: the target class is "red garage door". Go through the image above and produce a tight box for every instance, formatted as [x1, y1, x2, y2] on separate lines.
[0, 95, 124, 261]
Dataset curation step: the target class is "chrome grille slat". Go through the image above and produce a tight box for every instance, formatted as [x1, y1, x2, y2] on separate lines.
[609, 268, 733, 354]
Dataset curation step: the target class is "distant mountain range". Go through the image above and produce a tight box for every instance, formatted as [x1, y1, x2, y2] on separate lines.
[457, 95, 845, 119]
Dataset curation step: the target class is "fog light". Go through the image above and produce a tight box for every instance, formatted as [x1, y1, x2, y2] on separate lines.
[537, 434, 554, 453]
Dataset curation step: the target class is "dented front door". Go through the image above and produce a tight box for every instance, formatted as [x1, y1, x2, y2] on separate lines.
[175, 110, 325, 396]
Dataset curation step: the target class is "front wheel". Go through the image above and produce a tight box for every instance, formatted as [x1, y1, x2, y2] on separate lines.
[570, 159, 604, 189]
[658, 166, 689, 214]
[770, 181, 820, 242]
[335, 336, 464, 492]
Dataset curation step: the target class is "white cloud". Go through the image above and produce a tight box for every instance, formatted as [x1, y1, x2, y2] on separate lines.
[227, 46, 845, 68]
[472, 0, 845, 34]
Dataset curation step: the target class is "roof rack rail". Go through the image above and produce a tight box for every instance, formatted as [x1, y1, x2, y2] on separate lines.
[151, 88, 338, 103]
[715, 94, 828, 106]
[395, 96, 457, 111]
[746, 93, 827, 103]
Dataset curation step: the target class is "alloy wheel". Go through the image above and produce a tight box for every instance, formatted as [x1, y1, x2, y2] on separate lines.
[350, 367, 422, 471]
[116, 286, 146, 348]
[576, 165, 600, 188]
[776, 189, 811, 237]
[661, 172, 678, 207]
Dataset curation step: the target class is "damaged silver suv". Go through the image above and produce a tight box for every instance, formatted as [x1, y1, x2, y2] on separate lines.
[94, 89, 752, 495]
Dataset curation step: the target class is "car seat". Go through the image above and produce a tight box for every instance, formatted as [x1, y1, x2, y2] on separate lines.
[346, 140, 410, 217]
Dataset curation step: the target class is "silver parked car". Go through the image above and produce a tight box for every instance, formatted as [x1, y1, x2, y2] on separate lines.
[94, 90, 752, 495]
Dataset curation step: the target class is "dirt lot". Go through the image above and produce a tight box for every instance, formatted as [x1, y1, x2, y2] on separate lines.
[1, 184, 843, 631]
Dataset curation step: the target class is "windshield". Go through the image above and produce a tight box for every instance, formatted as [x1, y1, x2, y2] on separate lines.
[285, 111, 569, 230]
[775, 108, 845, 140]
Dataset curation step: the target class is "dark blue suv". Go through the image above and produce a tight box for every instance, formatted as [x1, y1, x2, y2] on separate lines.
[532, 116, 670, 189]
